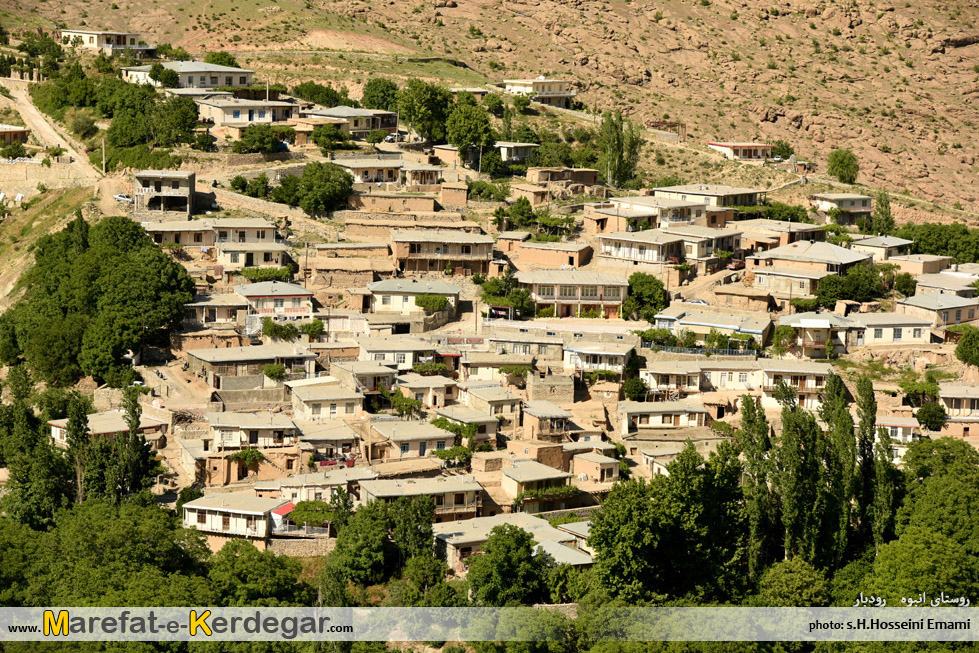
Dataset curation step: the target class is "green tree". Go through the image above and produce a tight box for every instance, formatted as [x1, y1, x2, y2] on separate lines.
[770, 139, 794, 160]
[232, 124, 282, 154]
[328, 501, 392, 586]
[366, 129, 387, 144]
[0, 141, 26, 159]
[915, 402, 948, 431]
[870, 190, 895, 235]
[446, 103, 495, 166]
[388, 495, 435, 568]
[414, 294, 450, 313]
[870, 428, 901, 553]
[361, 77, 399, 112]
[896, 470, 979, 556]
[64, 392, 91, 503]
[903, 437, 979, 486]
[597, 110, 643, 187]
[176, 486, 203, 511]
[289, 500, 334, 527]
[203, 51, 240, 68]
[311, 123, 349, 152]
[467, 524, 551, 605]
[955, 325, 979, 367]
[866, 526, 979, 604]
[776, 404, 821, 562]
[854, 375, 877, 542]
[621, 272, 668, 321]
[482, 92, 504, 117]
[298, 162, 354, 215]
[756, 557, 830, 606]
[512, 95, 531, 114]
[70, 113, 97, 139]
[894, 272, 916, 296]
[292, 81, 353, 107]
[827, 148, 859, 184]
[328, 487, 354, 532]
[397, 79, 453, 143]
[621, 377, 648, 401]
[157, 68, 179, 88]
[738, 396, 780, 582]
[209, 539, 313, 606]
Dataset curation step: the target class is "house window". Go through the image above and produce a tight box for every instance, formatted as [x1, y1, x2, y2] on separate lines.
[221, 515, 230, 530]
[581, 285, 598, 298]
[194, 233, 203, 243]
[218, 231, 228, 241]
[311, 403, 321, 415]
[559, 286, 576, 298]
[874, 328, 883, 339]
[274, 298, 284, 308]
[604, 286, 621, 299]
[345, 403, 355, 414]
[225, 76, 232, 86]
[264, 253, 274, 263]
[373, 353, 386, 361]
[400, 443, 410, 455]
[396, 353, 406, 365]
[233, 110, 240, 119]
[454, 493, 465, 505]
[197, 512, 206, 524]
[257, 230, 266, 240]
[893, 328, 903, 341]
[956, 310, 962, 322]
[538, 345, 548, 354]
[415, 392, 424, 402]
[258, 110, 266, 119]
[210, 76, 218, 85]
[382, 295, 391, 306]
[230, 253, 239, 264]
[739, 373, 748, 383]
[913, 328, 922, 338]
[437, 440, 446, 450]
[200, 76, 206, 84]
[757, 275, 767, 285]
[538, 285, 554, 297]
[239, 76, 247, 84]
[461, 245, 472, 254]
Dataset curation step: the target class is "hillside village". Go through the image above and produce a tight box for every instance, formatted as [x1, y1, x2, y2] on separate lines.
[2, 17, 979, 637]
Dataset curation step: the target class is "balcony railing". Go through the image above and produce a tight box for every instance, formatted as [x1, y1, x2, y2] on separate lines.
[255, 307, 312, 315]
[402, 251, 489, 260]
[762, 383, 824, 393]
[135, 186, 190, 196]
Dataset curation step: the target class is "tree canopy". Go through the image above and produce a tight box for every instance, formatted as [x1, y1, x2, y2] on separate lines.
[361, 77, 399, 112]
[827, 148, 859, 184]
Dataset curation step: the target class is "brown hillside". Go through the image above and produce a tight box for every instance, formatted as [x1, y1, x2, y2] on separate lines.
[12, 0, 979, 210]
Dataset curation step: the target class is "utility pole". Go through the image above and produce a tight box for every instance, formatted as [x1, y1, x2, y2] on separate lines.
[101, 138, 106, 175]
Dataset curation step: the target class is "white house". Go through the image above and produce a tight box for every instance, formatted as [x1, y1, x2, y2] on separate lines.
[182, 492, 289, 548]
[205, 412, 298, 451]
[122, 61, 255, 88]
[502, 77, 577, 108]
[707, 142, 773, 162]
[562, 342, 634, 376]
[366, 279, 461, 316]
[234, 282, 314, 320]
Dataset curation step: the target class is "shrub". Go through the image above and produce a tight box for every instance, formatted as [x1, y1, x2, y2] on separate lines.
[415, 294, 450, 314]
[298, 320, 324, 338]
[0, 142, 26, 159]
[238, 266, 291, 282]
[955, 326, 979, 368]
[261, 363, 287, 381]
[70, 113, 97, 139]
[230, 175, 247, 192]
[622, 377, 649, 401]
[827, 148, 859, 184]
[366, 129, 387, 144]
[227, 448, 265, 467]
[915, 402, 948, 431]
[262, 318, 299, 341]
[894, 273, 917, 297]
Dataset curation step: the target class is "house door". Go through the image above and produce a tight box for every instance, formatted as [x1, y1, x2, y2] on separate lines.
[568, 256, 575, 266]
[249, 430, 258, 445]
[206, 309, 216, 322]
[418, 442, 427, 457]
[245, 253, 254, 267]
[248, 110, 254, 121]
[857, 331, 864, 346]
[673, 415, 680, 426]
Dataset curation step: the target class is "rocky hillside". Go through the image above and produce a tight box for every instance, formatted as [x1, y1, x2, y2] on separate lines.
[13, 0, 979, 210]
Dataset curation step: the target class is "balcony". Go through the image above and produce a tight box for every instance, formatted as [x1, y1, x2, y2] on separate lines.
[135, 186, 190, 197]
[532, 89, 577, 98]
[797, 339, 827, 348]
[434, 501, 481, 515]
[255, 306, 311, 315]
[402, 251, 489, 260]
[762, 382, 824, 393]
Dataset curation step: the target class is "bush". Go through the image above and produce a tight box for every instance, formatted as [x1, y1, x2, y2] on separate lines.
[232, 124, 283, 155]
[955, 326, 979, 368]
[513, 95, 531, 113]
[0, 141, 26, 160]
[366, 129, 387, 144]
[261, 363, 287, 381]
[894, 273, 917, 297]
[70, 113, 97, 139]
[238, 267, 292, 283]
[916, 402, 948, 431]
[230, 175, 247, 192]
[415, 294, 450, 314]
[622, 377, 649, 401]
[262, 318, 299, 341]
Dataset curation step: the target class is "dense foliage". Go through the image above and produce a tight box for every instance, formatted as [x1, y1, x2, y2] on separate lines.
[0, 214, 193, 386]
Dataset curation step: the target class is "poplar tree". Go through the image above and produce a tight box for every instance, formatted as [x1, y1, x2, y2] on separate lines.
[855, 376, 878, 540]
[739, 395, 780, 581]
[777, 405, 821, 562]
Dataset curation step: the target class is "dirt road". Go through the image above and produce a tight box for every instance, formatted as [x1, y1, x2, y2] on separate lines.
[4, 80, 101, 183]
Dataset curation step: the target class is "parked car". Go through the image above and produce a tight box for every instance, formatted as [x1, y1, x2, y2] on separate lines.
[384, 133, 399, 143]
[686, 299, 709, 305]
[727, 259, 746, 270]
[114, 194, 134, 204]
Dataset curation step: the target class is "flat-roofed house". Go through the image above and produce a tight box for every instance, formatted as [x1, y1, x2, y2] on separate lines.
[597, 229, 685, 266]
[778, 312, 856, 358]
[888, 254, 953, 276]
[435, 405, 499, 445]
[182, 492, 288, 551]
[357, 336, 437, 371]
[234, 282, 313, 320]
[256, 466, 378, 503]
[562, 341, 634, 376]
[49, 410, 168, 449]
[334, 155, 402, 184]
[206, 412, 298, 451]
[653, 184, 762, 207]
[134, 170, 195, 216]
[809, 193, 873, 225]
[515, 270, 629, 319]
[848, 313, 932, 346]
[142, 220, 214, 248]
[749, 240, 871, 275]
[851, 235, 913, 262]
[187, 343, 316, 385]
[501, 459, 574, 512]
[640, 361, 703, 400]
[608, 195, 709, 229]
[851, 411, 922, 463]
[401, 162, 444, 186]
[123, 61, 254, 88]
[197, 97, 296, 130]
[915, 274, 976, 298]
[515, 241, 592, 269]
[367, 279, 461, 316]
[391, 230, 495, 276]
[211, 217, 277, 243]
[292, 385, 365, 422]
[760, 359, 832, 410]
[368, 419, 455, 460]
[0, 124, 31, 146]
[58, 29, 151, 55]
[572, 452, 619, 484]
[183, 293, 249, 326]
[526, 167, 599, 186]
[660, 224, 743, 273]
[397, 373, 456, 409]
[733, 218, 826, 252]
[896, 293, 979, 328]
[617, 400, 709, 436]
[707, 142, 773, 162]
[522, 400, 573, 442]
[939, 382, 979, 440]
[217, 241, 290, 271]
[435, 512, 583, 573]
[494, 141, 540, 164]
[503, 77, 577, 108]
[360, 476, 483, 522]
[329, 360, 397, 395]
[466, 385, 522, 425]
[654, 305, 772, 346]
[294, 418, 361, 460]
[304, 106, 397, 137]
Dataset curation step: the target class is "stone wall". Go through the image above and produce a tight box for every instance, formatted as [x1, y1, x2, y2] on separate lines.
[225, 151, 306, 167]
[527, 374, 575, 403]
[347, 193, 438, 213]
[219, 375, 265, 391]
[268, 536, 336, 557]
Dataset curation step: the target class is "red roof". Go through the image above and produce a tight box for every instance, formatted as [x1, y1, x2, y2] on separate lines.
[272, 502, 295, 516]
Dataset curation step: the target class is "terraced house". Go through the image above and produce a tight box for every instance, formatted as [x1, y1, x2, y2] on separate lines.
[391, 230, 495, 276]
[515, 270, 630, 319]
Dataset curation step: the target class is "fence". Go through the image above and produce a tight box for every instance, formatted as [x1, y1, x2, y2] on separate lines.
[643, 344, 761, 357]
[273, 522, 331, 537]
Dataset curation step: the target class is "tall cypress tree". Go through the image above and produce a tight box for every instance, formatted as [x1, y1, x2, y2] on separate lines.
[855, 376, 878, 542]
[871, 428, 901, 553]
[777, 405, 821, 562]
[739, 395, 780, 581]
[814, 373, 856, 568]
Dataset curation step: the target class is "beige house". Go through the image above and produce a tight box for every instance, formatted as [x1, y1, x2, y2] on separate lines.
[217, 242, 289, 270]
[707, 142, 773, 161]
[809, 193, 873, 224]
[304, 106, 397, 138]
[396, 373, 456, 409]
[572, 452, 619, 484]
[653, 184, 762, 207]
[503, 77, 577, 108]
[617, 400, 709, 436]
[329, 360, 397, 395]
[435, 405, 499, 445]
[206, 412, 297, 451]
[896, 293, 979, 328]
[640, 361, 703, 400]
[606, 196, 708, 229]
[562, 342, 634, 376]
[515, 270, 629, 319]
[134, 170, 195, 216]
[123, 61, 254, 88]
[368, 419, 455, 460]
[49, 410, 168, 449]
[915, 274, 975, 298]
[522, 400, 573, 442]
[59, 29, 150, 55]
[597, 229, 685, 266]
[360, 476, 483, 522]
[777, 312, 855, 358]
[849, 313, 932, 346]
[0, 124, 31, 146]
[212, 217, 277, 243]
[234, 282, 313, 320]
[939, 382, 979, 440]
[142, 221, 214, 248]
[334, 155, 402, 184]
[495, 141, 540, 164]
[501, 459, 574, 512]
[291, 385, 365, 422]
[357, 336, 437, 371]
[197, 97, 296, 127]
[183, 293, 248, 326]
[759, 360, 832, 411]
[391, 230, 495, 276]
[435, 513, 581, 573]
[255, 466, 378, 503]
[653, 305, 772, 346]
[186, 343, 317, 384]
[182, 493, 288, 551]
[850, 235, 913, 262]
[367, 279, 461, 316]
[734, 219, 826, 252]
[466, 385, 522, 425]
[660, 224, 743, 272]
[888, 254, 953, 276]
[851, 412, 922, 463]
